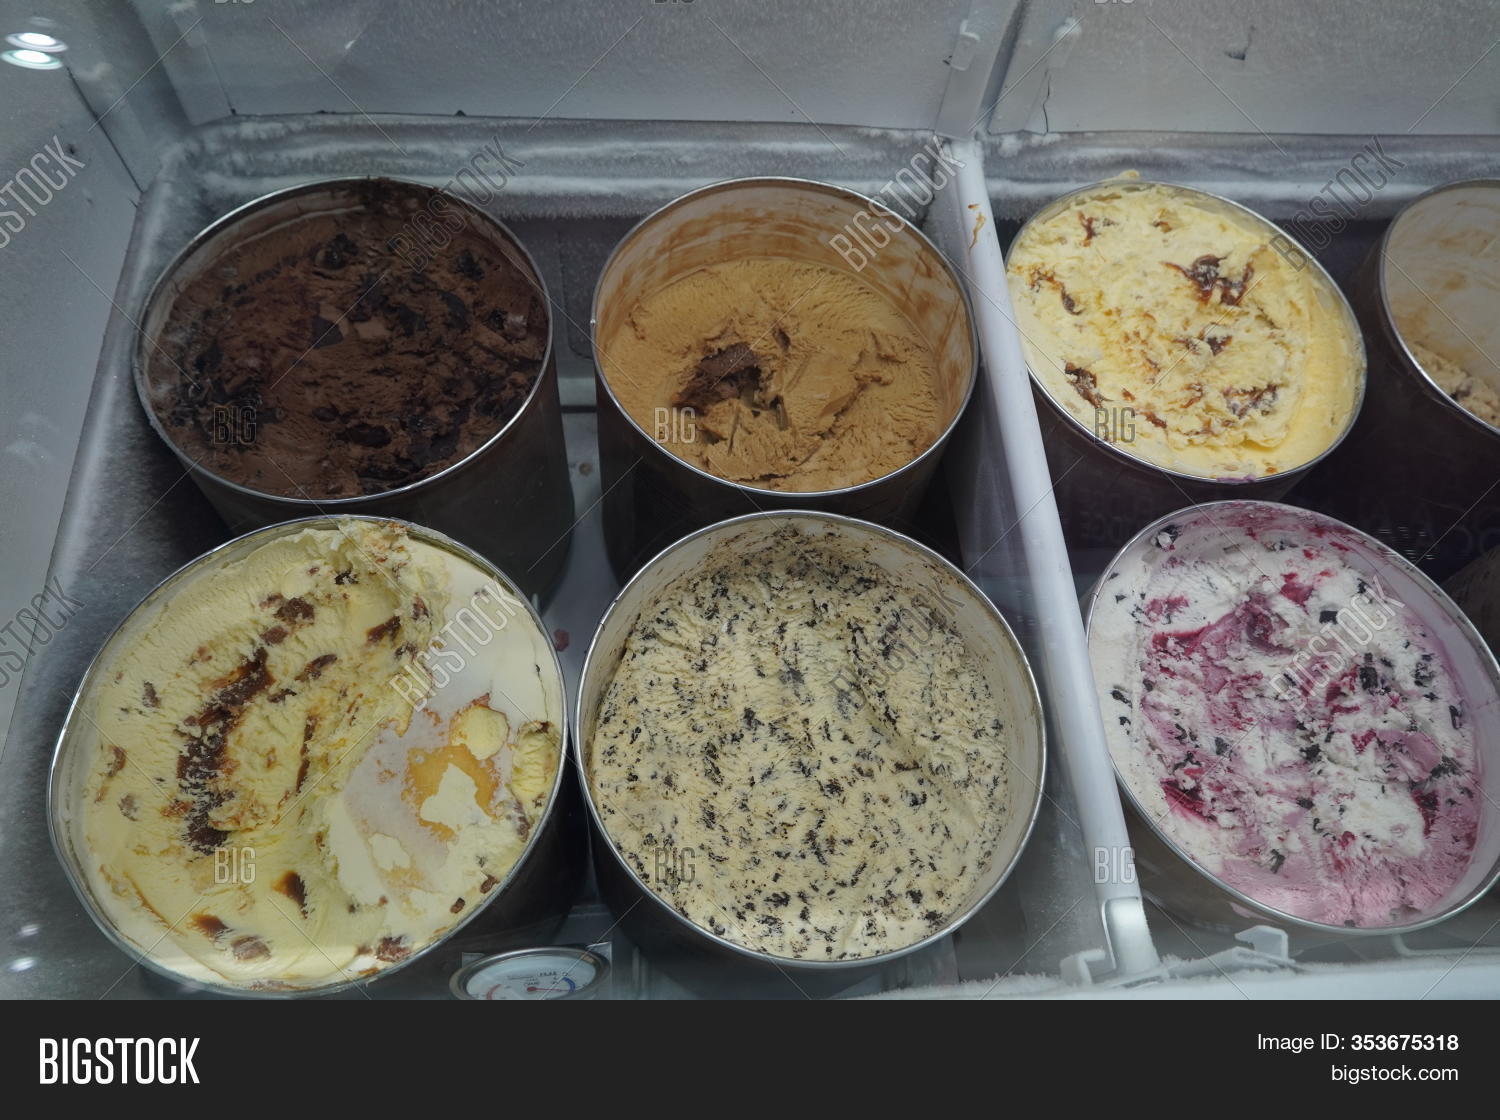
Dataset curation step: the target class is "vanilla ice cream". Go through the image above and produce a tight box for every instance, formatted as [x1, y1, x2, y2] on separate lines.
[1410, 341, 1500, 429]
[588, 523, 1013, 960]
[1091, 502, 1481, 927]
[1383, 180, 1500, 433]
[67, 520, 562, 991]
[1008, 180, 1363, 480]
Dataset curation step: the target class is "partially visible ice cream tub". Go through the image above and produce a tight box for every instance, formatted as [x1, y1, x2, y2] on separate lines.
[1086, 500, 1500, 935]
[1447, 545, 1500, 664]
[49, 516, 573, 997]
[576, 511, 1044, 985]
[1006, 179, 1366, 554]
[590, 178, 978, 580]
[1294, 180, 1500, 581]
[135, 178, 575, 599]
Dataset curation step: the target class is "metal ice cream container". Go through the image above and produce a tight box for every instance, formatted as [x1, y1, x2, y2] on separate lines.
[589, 177, 979, 581]
[575, 510, 1045, 984]
[1446, 545, 1500, 664]
[1296, 180, 1500, 581]
[1009, 179, 1366, 554]
[1085, 500, 1500, 937]
[134, 178, 574, 600]
[48, 515, 573, 999]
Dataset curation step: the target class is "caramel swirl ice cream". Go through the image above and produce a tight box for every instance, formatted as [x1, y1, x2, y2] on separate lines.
[1007, 180, 1363, 479]
[67, 520, 562, 991]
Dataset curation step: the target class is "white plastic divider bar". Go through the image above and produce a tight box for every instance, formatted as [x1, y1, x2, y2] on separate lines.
[942, 137, 1160, 980]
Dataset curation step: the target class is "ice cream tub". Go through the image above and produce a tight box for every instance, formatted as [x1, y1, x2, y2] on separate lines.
[1085, 500, 1500, 936]
[590, 177, 978, 580]
[134, 178, 574, 600]
[49, 515, 573, 997]
[575, 511, 1044, 985]
[1291, 180, 1500, 582]
[1005, 178, 1366, 553]
[1446, 544, 1500, 665]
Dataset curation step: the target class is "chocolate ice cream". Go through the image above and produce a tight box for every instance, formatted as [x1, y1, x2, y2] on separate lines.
[142, 179, 548, 498]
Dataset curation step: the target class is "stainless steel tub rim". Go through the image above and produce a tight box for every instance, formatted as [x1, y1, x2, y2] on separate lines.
[48, 513, 572, 999]
[588, 175, 981, 504]
[1083, 498, 1500, 938]
[1376, 177, 1500, 444]
[574, 508, 1047, 972]
[1012, 177, 1369, 489]
[133, 176, 575, 599]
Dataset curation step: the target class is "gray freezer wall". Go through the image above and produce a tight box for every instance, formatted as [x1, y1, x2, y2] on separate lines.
[132, 0, 1499, 138]
[0, 0, 169, 761]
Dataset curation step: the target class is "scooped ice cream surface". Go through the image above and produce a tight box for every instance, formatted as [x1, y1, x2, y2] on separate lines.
[1091, 503, 1481, 927]
[599, 257, 942, 491]
[1008, 180, 1362, 479]
[72, 520, 561, 990]
[589, 523, 1012, 959]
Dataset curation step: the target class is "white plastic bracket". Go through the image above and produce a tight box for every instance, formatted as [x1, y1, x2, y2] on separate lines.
[1060, 947, 1111, 986]
[1235, 924, 1291, 960]
[950, 20, 982, 72]
[935, 3, 1018, 138]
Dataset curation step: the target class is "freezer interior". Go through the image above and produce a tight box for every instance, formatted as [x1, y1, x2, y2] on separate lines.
[2, 0, 1498, 999]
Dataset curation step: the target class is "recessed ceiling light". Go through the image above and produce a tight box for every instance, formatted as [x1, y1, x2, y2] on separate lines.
[2, 48, 63, 69]
[7, 31, 65, 51]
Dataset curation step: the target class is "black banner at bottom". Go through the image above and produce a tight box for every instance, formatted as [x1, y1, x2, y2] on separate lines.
[5, 998, 1489, 1100]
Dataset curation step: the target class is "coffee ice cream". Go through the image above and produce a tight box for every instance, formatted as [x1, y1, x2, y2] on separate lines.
[598, 257, 942, 492]
[71, 520, 563, 991]
[143, 180, 547, 498]
[589, 523, 1012, 960]
[1007, 180, 1362, 480]
[1091, 502, 1482, 927]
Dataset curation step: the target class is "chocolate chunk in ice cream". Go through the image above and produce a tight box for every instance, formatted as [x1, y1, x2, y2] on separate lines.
[671, 343, 767, 412]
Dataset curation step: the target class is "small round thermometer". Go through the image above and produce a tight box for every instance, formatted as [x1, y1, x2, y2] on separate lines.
[450, 947, 608, 1001]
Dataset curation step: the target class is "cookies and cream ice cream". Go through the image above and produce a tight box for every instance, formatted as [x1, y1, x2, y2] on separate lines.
[1007, 180, 1362, 479]
[598, 257, 943, 491]
[589, 523, 1012, 960]
[1091, 502, 1482, 927]
[69, 520, 562, 991]
[143, 179, 548, 499]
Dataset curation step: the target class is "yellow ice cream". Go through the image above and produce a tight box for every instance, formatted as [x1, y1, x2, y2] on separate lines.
[599, 257, 942, 491]
[1007, 180, 1363, 479]
[1410, 341, 1500, 428]
[71, 520, 561, 992]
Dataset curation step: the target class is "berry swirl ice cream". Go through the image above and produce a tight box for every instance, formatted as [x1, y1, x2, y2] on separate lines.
[1090, 502, 1484, 928]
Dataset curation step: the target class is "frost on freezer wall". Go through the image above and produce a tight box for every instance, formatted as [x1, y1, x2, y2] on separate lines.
[863, 953, 1500, 999]
[133, 0, 977, 130]
[990, 0, 1499, 137]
